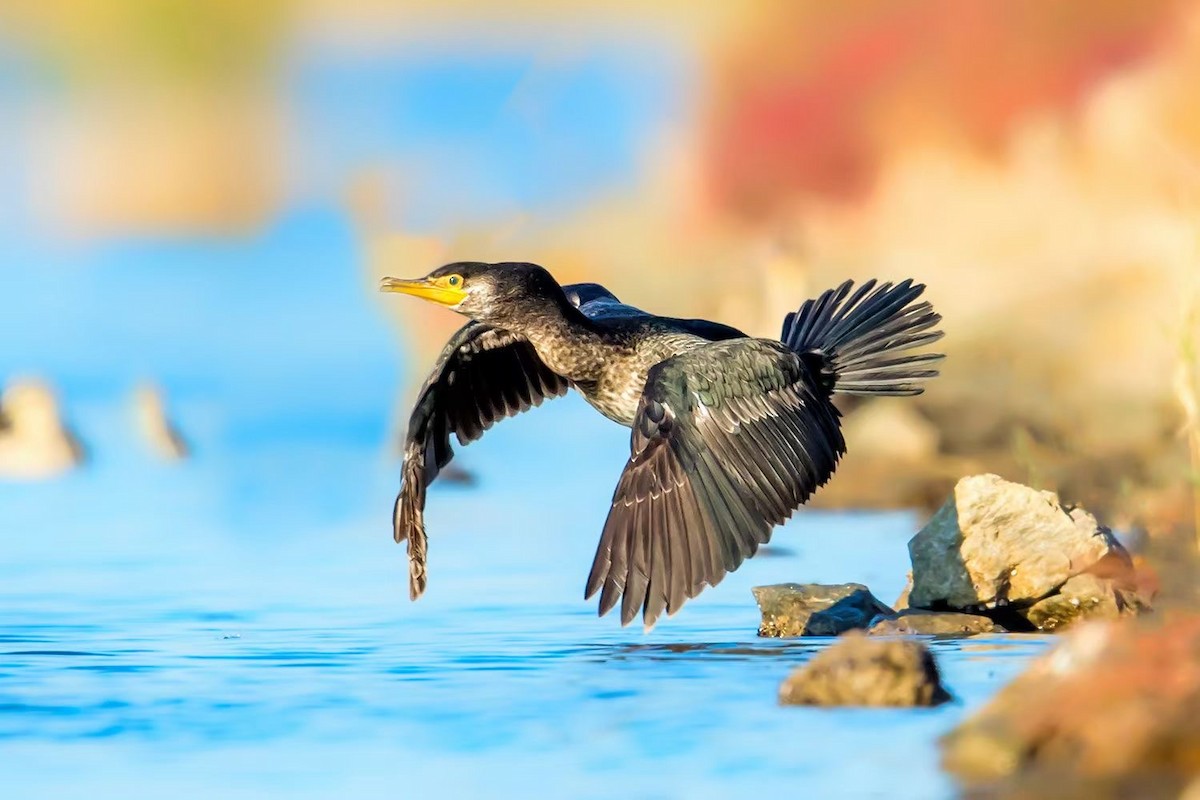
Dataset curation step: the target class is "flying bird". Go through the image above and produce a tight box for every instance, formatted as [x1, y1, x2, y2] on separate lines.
[381, 262, 943, 628]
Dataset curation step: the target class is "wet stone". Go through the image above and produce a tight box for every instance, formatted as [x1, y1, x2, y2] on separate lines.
[753, 582, 895, 637]
[869, 610, 1004, 636]
[1018, 573, 1150, 632]
[907, 474, 1130, 610]
[779, 631, 951, 707]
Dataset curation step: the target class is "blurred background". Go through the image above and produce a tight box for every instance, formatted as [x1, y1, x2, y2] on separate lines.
[2, 0, 1198, 529]
[3, 4, 1200, 797]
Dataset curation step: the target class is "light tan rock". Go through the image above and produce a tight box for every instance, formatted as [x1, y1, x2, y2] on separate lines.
[133, 382, 190, 460]
[908, 474, 1128, 610]
[0, 378, 84, 479]
[779, 631, 950, 706]
[894, 571, 913, 610]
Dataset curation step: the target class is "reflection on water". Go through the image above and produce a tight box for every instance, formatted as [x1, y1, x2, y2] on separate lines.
[0, 394, 1051, 798]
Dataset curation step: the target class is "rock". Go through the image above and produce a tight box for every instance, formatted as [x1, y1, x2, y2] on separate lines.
[908, 474, 1129, 610]
[0, 378, 84, 479]
[1018, 573, 1149, 632]
[132, 382, 190, 461]
[753, 582, 894, 637]
[779, 631, 950, 707]
[942, 617, 1200, 797]
[1130, 554, 1162, 605]
[894, 571, 913, 610]
[869, 610, 1004, 636]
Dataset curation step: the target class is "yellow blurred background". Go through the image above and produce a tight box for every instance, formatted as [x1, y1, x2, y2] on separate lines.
[2, 0, 1198, 532]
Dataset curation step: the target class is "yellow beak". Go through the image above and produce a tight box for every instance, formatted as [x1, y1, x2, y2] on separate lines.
[379, 277, 467, 307]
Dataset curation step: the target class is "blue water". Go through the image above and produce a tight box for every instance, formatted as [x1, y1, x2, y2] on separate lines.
[0, 209, 1048, 799]
[1, 40, 1047, 799]
[0, 390, 1049, 799]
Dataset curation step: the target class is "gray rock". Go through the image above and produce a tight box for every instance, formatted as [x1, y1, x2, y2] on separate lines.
[907, 474, 1129, 610]
[1019, 574, 1150, 631]
[869, 609, 1005, 636]
[753, 582, 895, 637]
[779, 631, 951, 707]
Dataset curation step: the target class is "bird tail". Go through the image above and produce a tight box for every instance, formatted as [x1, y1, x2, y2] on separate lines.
[780, 279, 944, 396]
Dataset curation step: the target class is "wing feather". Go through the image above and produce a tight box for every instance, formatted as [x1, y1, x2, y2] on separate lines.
[587, 339, 846, 628]
[394, 323, 570, 600]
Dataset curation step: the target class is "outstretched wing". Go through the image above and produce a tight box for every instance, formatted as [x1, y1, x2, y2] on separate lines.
[395, 322, 570, 599]
[584, 339, 845, 628]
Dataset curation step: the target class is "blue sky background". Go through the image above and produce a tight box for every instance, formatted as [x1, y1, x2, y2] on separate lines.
[0, 36, 690, 421]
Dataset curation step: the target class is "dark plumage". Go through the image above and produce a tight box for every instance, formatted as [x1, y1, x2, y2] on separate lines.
[381, 262, 944, 628]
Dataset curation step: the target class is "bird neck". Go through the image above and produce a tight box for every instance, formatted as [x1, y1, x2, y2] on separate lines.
[511, 293, 608, 382]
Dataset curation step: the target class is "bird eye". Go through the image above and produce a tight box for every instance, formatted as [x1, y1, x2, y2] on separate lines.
[447, 275, 461, 287]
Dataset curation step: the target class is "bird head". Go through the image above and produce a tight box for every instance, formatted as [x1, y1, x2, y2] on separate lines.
[380, 262, 568, 328]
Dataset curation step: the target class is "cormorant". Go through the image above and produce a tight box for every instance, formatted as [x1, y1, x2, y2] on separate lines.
[381, 262, 943, 628]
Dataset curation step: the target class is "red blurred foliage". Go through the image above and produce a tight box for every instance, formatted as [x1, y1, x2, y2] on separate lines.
[705, 0, 1184, 217]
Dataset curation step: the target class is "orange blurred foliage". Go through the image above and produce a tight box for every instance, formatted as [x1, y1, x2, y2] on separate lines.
[704, 0, 1184, 215]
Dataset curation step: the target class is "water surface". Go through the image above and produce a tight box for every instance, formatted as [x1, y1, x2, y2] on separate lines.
[1, 395, 1048, 799]
[0, 41, 1050, 800]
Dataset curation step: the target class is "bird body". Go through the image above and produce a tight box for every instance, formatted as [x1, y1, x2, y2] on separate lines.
[467, 284, 743, 425]
[381, 262, 943, 628]
[554, 326, 707, 425]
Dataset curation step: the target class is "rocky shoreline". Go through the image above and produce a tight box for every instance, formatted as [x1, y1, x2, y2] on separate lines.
[760, 471, 1200, 796]
[757, 473, 1154, 646]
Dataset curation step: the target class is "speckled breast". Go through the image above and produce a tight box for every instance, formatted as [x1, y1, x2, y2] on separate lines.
[580, 332, 709, 427]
